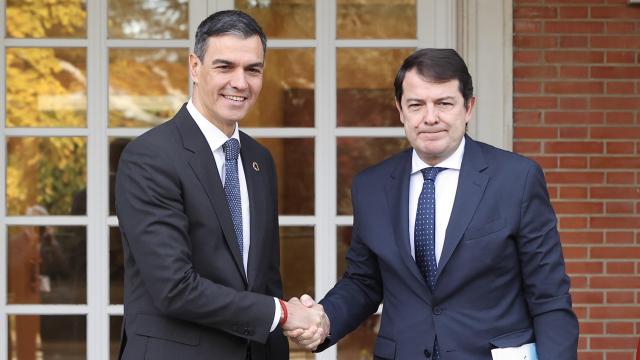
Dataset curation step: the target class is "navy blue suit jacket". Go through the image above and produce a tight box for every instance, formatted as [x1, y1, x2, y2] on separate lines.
[319, 136, 578, 360]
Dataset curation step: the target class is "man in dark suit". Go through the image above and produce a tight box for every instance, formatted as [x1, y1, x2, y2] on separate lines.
[116, 10, 325, 360]
[289, 49, 579, 359]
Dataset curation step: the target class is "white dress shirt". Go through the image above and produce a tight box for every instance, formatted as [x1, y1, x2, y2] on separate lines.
[409, 137, 465, 265]
[187, 99, 281, 331]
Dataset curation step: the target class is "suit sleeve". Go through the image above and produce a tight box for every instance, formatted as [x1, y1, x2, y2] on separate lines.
[115, 140, 275, 344]
[517, 162, 579, 359]
[317, 177, 383, 349]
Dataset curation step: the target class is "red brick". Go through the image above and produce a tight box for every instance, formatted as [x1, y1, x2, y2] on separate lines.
[545, 111, 603, 124]
[514, 35, 558, 48]
[606, 202, 635, 214]
[606, 262, 635, 274]
[606, 51, 636, 64]
[530, 155, 558, 168]
[591, 216, 640, 229]
[591, 276, 640, 288]
[544, 21, 605, 33]
[559, 216, 589, 229]
[578, 321, 604, 335]
[575, 306, 589, 319]
[545, 141, 604, 154]
[546, 171, 604, 184]
[566, 261, 604, 274]
[548, 185, 558, 199]
[547, 0, 604, 3]
[559, 35, 589, 48]
[545, 50, 604, 63]
[590, 97, 640, 110]
[559, 127, 588, 139]
[559, 65, 589, 78]
[514, 51, 541, 64]
[514, 111, 542, 125]
[558, 7, 588, 18]
[571, 275, 589, 288]
[592, 66, 640, 79]
[591, 36, 640, 49]
[513, 141, 541, 153]
[606, 82, 635, 94]
[514, 80, 541, 93]
[606, 172, 635, 184]
[606, 231, 635, 244]
[590, 336, 638, 350]
[592, 127, 640, 139]
[605, 142, 635, 154]
[514, 6, 558, 19]
[606, 352, 636, 360]
[591, 6, 640, 19]
[561, 231, 603, 244]
[577, 351, 604, 360]
[591, 246, 640, 259]
[571, 290, 605, 303]
[606, 322, 635, 334]
[605, 22, 636, 34]
[514, 126, 557, 138]
[559, 186, 588, 198]
[560, 97, 589, 110]
[553, 201, 603, 214]
[591, 187, 640, 199]
[514, 65, 557, 78]
[514, 96, 558, 109]
[605, 113, 635, 125]
[591, 157, 640, 169]
[559, 156, 588, 168]
[562, 245, 589, 258]
[606, 291, 635, 303]
[515, 20, 542, 33]
[545, 81, 604, 94]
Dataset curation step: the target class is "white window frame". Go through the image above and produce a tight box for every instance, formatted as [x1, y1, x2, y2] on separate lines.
[0, 0, 511, 359]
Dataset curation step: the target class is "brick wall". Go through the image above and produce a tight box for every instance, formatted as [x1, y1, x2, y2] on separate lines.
[513, 0, 640, 359]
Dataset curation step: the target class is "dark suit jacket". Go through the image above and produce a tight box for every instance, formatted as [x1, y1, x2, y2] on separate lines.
[115, 104, 288, 360]
[319, 136, 578, 360]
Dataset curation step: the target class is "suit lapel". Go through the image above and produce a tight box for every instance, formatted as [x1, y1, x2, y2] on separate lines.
[436, 136, 489, 281]
[174, 106, 248, 284]
[384, 150, 432, 303]
[240, 133, 265, 290]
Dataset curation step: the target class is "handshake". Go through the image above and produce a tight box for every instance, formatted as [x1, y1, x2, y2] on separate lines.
[281, 294, 330, 351]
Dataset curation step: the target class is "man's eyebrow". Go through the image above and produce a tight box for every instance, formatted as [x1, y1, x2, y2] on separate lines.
[245, 62, 264, 69]
[435, 96, 456, 102]
[209, 59, 264, 69]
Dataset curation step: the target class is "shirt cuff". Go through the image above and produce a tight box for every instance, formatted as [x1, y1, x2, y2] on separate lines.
[270, 297, 282, 332]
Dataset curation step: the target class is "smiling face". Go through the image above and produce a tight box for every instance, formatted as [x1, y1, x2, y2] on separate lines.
[396, 68, 476, 166]
[190, 34, 264, 136]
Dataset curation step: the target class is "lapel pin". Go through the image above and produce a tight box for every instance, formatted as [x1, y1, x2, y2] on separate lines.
[252, 161, 260, 172]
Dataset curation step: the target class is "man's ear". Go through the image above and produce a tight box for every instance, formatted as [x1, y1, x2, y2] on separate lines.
[464, 96, 476, 123]
[189, 53, 201, 84]
[395, 99, 406, 125]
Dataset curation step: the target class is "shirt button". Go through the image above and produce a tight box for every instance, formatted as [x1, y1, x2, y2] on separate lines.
[433, 306, 442, 315]
[424, 348, 431, 358]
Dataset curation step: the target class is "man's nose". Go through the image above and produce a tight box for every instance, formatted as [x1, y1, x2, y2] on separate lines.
[424, 105, 438, 124]
[229, 69, 249, 90]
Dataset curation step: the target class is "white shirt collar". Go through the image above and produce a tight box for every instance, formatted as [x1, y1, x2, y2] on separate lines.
[186, 99, 241, 151]
[411, 136, 465, 174]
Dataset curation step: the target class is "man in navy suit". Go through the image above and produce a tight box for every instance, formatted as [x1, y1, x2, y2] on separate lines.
[115, 10, 326, 360]
[289, 49, 578, 359]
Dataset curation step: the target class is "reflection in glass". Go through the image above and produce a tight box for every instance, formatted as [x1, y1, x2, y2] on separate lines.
[280, 227, 314, 299]
[6, 0, 86, 38]
[110, 316, 123, 360]
[109, 138, 133, 215]
[6, 48, 87, 127]
[8, 226, 86, 304]
[337, 48, 413, 127]
[337, 0, 416, 39]
[109, 49, 188, 127]
[7, 137, 87, 216]
[258, 138, 314, 215]
[337, 314, 380, 359]
[337, 137, 408, 214]
[108, 0, 188, 39]
[110, 228, 125, 305]
[235, 0, 315, 39]
[245, 49, 315, 127]
[8, 315, 86, 360]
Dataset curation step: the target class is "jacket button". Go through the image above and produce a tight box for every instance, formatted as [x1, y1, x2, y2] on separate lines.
[433, 307, 442, 315]
[424, 349, 431, 358]
[243, 328, 251, 335]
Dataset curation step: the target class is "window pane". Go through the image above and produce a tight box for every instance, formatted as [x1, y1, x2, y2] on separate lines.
[109, 228, 124, 305]
[6, 0, 86, 38]
[337, 137, 408, 215]
[8, 226, 86, 304]
[108, 0, 188, 39]
[110, 316, 123, 360]
[337, 48, 413, 127]
[337, 0, 416, 39]
[337, 314, 380, 359]
[235, 0, 315, 39]
[245, 49, 314, 127]
[6, 48, 87, 127]
[109, 48, 188, 128]
[337, 226, 352, 280]
[280, 226, 314, 300]
[108, 138, 132, 216]
[8, 315, 86, 359]
[258, 138, 314, 215]
[7, 137, 87, 216]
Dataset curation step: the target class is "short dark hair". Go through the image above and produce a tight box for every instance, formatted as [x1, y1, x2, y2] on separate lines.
[194, 10, 267, 62]
[394, 48, 473, 109]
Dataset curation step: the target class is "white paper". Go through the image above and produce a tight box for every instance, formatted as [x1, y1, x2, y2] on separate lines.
[491, 342, 538, 360]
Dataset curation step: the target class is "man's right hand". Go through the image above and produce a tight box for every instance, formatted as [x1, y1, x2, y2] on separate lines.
[281, 294, 330, 351]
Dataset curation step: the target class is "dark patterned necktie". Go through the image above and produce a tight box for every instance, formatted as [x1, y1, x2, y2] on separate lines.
[414, 166, 446, 360]
[223, 138, 243, 254]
